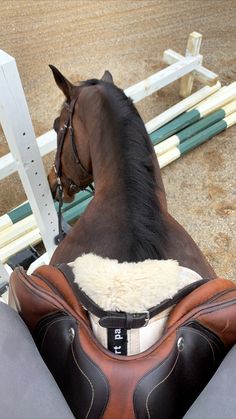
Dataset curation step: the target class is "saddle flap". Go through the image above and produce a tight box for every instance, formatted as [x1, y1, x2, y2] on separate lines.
[9, 265, 89, 332]
[166, 278, 236, 347]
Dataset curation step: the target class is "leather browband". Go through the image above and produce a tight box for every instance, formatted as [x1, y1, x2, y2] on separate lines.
[57, 263, 210, 329]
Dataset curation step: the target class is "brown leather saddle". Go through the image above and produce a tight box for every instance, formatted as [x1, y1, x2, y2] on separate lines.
[9, 265, 236, 419]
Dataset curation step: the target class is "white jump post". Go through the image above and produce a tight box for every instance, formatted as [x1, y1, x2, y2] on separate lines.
[0, 50, 58, 258]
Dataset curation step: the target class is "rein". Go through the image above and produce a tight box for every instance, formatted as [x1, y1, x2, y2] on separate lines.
[53, 95, 94, 244]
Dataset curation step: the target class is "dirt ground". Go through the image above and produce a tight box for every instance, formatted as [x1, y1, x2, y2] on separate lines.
[0, 0, 235, 278]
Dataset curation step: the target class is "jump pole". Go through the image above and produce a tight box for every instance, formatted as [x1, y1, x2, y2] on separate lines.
[157, 111, 236, 168]
[150, 82, 236, 144]
[0, 196, 94, 263]
[0, 189, 92, 232]
[145, 82, 221, 134]
[155, 100, 236, 156]
[0, 191, 94, 263]
[164, 48, 218, 88]
[187, 86, 228, 111]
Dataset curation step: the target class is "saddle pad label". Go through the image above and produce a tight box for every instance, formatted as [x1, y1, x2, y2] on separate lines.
[108, 328, 127, 355]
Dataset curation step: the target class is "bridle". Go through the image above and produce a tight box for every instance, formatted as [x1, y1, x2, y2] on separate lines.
[53, 94, 94, 243]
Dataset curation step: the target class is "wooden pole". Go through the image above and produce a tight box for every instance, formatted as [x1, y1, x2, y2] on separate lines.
[146, 82, 221, 134]
[157, 112, 236, 168]
[0, 196, 93, 263]
[0, 189, 92, 231]
[155, 100, 236, 156]
[150, 82, 236, 144]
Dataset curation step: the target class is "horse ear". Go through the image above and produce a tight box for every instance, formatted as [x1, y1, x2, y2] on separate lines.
[101, 70, 114, 84]
[49, 65, 74, 100]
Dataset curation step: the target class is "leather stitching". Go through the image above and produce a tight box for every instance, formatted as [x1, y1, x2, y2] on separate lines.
[71, 342, 95, 419]
[145, 351, 180, 419]
[39, 317, 95, 417]
[133, 339, 177, 418]
[145, 328, 218, 418]
[76, 343, 110, 419]
[37, 316, 108, 419]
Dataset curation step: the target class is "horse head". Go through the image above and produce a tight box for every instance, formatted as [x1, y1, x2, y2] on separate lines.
[48, 66, 113, 202]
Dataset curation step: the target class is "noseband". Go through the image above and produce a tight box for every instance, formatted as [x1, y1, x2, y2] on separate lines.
[53, 95, 94, 244]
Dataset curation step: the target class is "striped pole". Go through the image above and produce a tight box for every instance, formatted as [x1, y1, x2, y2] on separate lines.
[0, 193, 93, 249]
[0, 189, 93, 232]
[150, 82, 236, 144]
[145, 81, 221, 134]
[155, 100, 236, 156]
[0, 195, 94, 262]
[157, 111, 236, 168]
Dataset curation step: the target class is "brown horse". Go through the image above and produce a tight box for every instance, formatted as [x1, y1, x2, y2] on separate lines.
[48, 66, 215, 279]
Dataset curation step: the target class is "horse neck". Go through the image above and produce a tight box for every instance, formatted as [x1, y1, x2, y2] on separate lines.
[87, 101, 166, 210]
[89, 107, 168, 260]
[88, 122, 121, 197]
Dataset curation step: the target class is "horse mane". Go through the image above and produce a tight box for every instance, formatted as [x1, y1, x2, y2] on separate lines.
[82, 79, 168, 262]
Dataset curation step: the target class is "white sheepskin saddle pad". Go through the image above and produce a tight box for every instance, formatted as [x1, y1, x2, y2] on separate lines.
[69, 254, 202, 355]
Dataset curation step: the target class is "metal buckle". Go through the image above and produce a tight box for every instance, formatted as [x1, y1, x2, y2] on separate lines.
[143, 311, 150, 327]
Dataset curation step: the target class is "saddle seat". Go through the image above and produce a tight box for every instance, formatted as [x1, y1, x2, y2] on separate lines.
[9, 256, 236, 419]
[68, 254, 203, 355]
